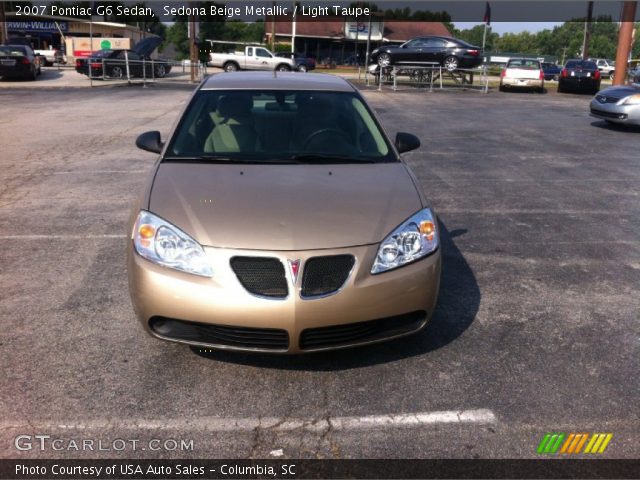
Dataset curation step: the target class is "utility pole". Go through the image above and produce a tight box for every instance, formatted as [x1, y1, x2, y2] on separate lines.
[613, 1, 637, 85]
[0, 1, 7, 45]
[581, 1, 594, 60]
[270, 1, 276, 50]
[189, 11, 197, 82]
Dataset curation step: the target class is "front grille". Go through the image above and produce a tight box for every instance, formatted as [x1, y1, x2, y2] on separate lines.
[590, 108, 623, 119]
[230, 256, 288, 298]
[150, 317, 289, 351]
[301, 255, 355, 297]
[299, 311, 426, 350]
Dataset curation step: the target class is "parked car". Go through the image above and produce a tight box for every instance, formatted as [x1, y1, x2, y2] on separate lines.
[370, 36, 482, 71]
[541, 62, 562, 81]
[0, 45, 41, 80]
[499, 58, 544, 93]
[275, 52, 316, 72]
[632, 66, 640, 84]
[558, 59, 601, 94]
[209, 45, 293, 72]
[590, 58, 615, 78]
[590, 85, 640, 126]
[129, 72, 440, 354]
[34, 47, 64, 66]
[75, 37, 171, 79]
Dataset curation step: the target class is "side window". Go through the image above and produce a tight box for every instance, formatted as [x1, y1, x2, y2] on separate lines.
[425, 39, 446, 48]
[247, 47, 253, 56]
[128, 52, 140, 61]
[256, 48, 271, 58]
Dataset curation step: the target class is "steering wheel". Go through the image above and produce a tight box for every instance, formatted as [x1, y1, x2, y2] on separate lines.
[302, 128, 352, 150]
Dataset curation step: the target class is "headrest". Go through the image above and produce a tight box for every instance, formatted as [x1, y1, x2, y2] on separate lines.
[217, 95, 251, 118]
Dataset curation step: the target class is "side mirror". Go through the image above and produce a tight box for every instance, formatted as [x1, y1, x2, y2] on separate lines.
[395, 132, 420, 154]
[136, 131, 163, 154]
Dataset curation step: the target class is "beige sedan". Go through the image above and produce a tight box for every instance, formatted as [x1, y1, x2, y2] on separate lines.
[499, 58, 545, 93]
[128, 72, 441, 354]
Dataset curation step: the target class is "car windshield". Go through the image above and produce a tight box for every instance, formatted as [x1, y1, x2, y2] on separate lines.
[0, 46, 27, 56]
[166, 90, 394, 163]
[507, 59, 540, 69]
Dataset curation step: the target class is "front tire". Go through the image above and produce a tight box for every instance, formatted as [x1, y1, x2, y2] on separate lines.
[298, 64, 307, 73]
[378, 53, 391, 68]
[443, 56, 459, 71]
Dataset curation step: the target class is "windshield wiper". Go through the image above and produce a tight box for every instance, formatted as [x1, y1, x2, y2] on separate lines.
[289, 154, 376, 164]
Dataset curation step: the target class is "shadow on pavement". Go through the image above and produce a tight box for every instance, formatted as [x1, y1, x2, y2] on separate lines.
[191, 221, 480, 370]
[589, 120, 640, 132]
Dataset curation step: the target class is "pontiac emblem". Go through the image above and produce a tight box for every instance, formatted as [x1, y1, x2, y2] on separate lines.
[288, 259, 301, 283]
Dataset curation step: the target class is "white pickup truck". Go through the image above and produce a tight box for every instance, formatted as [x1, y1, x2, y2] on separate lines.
[591, 58, 615, 79]
[34, 47, 64, 66]
[209, 46, 294, 72]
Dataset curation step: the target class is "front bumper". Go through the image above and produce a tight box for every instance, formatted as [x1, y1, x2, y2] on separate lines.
[590, 99, 640, 125]
[128, 243, 441, 354]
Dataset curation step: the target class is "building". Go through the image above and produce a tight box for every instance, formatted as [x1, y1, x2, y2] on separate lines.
[4, 13, 149, 61]
[264, 17, 451, 64]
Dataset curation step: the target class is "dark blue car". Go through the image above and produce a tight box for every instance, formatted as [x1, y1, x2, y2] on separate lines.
[542, 62, 561, 81]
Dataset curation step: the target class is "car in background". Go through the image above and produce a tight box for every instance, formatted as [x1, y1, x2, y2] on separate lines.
[75, 37, 171, 79]
[128, 72, 440, 354]
[590, 85, 640, 126]
[558, 59, 601, 94]
[499, 58, 544, 93]
[370, 36, 482, 71]
[631, 66, 640, 84]
[590, 58, 615, 78]
[0, 45, 41, 80]
[275, 52, 316, 72]
[35, 47, 64, 66]
[542, 62, 562, 81]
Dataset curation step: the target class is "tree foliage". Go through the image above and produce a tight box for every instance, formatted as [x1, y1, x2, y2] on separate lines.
[455, 17, 640, 61]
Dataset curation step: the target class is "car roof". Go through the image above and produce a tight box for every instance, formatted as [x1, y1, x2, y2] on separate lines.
[201, 72, 356, 92]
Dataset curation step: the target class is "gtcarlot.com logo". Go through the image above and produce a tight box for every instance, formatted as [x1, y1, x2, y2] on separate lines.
[537, 432, 613, 455]
[14, 435, 194, 452]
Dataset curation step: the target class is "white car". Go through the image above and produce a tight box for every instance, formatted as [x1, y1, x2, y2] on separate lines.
[499, 58, 544, 93]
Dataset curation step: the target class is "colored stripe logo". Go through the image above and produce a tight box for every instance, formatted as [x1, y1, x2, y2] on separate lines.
[537, 433, 612, 454]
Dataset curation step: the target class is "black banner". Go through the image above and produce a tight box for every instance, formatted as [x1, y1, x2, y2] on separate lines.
[1, 459, 640, 479]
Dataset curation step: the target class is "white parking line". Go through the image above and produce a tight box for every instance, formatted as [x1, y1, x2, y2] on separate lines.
[0, 409, 496, 432]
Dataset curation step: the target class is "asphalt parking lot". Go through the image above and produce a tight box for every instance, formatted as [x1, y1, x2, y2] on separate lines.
[1, 82, 638, 460]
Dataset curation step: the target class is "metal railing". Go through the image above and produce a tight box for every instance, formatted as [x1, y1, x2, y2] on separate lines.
[86, 51, 206, 87]
[367, 63, 490, 94]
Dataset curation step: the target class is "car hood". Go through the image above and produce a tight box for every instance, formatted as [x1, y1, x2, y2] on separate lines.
[597, 85, 640, 97]
[133, 36, 162, 57]
[148, 163, 423, 250]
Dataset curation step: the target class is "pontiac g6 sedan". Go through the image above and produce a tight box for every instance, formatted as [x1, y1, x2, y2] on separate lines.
[128, 72, 441, 354]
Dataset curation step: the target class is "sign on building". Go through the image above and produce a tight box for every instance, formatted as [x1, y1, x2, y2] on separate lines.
[344, 21, 383, 41]
[7, 21, 69, 33]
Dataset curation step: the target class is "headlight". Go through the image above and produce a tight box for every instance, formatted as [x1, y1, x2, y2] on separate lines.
[132, 210, 213, 277]
[371, 208, 439, 274]
[622, 94, 640, 105]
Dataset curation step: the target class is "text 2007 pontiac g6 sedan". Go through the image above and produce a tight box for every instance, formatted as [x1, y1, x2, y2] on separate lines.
[127, 72, 441, 354]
